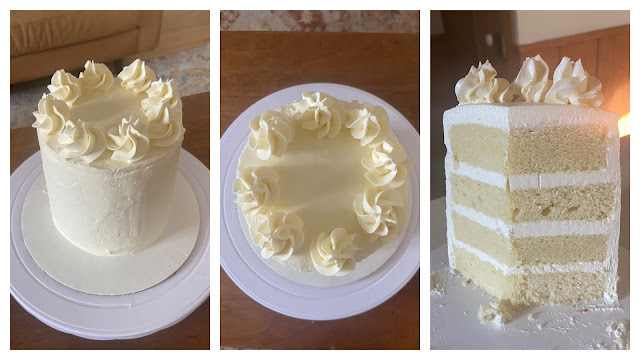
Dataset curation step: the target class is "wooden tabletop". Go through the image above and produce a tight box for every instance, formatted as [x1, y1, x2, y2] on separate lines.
[221, 31, 419, 350]
[10, 92, 210, 349]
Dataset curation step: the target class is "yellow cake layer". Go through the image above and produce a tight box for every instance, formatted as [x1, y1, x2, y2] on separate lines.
[451, 174, 615, 223]
[452, 246, 606, 305]
[449, 124, 507, 173]
[448, 123, 611, 175]
[452, 212, 608, 266]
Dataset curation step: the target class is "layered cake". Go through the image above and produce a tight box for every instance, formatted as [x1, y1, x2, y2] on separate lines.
[444, 56, 620, 304]
[33, 59, 185, 256]
[233, 92, 412, 276]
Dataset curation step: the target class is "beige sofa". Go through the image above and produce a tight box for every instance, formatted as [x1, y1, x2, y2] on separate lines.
[10, 10, 162, 84]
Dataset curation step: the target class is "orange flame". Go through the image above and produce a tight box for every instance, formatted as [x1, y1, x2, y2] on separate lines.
[618, 113, 630, 137]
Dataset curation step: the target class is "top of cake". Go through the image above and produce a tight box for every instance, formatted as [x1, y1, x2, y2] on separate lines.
[32, 59, 185, 169]
[454, 55, 604, 108]
[234, 91, 412, 277]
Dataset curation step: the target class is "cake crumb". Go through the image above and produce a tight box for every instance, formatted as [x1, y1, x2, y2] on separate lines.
[606, 319, 630, 350]
[527, 312, 537, 321]
[430, 271, 445, 296]
[478, 298, 517, 326]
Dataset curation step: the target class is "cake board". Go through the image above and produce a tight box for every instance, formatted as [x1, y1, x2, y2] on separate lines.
[221, 83, 420, 320]
[430, 197, 630, 349]
[10, 149, 210, 340]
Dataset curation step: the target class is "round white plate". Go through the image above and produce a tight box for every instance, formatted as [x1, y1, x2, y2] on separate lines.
[220, 83, 420, 320]
[10, 149, 210, 340]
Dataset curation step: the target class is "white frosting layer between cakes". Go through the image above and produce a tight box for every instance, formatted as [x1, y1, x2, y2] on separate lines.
[234, 92, 411, 276]
[33, 60, 185, 256]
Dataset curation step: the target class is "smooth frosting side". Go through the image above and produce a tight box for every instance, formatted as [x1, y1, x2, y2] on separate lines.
[56, 119, 106, 163]
[248, 110, 295, 160]
[117, 59, 156, 94]
[512, 55, 551, 102]
[48, 70, 82, 106]
[32, 94, 69, 135]
[233, 166, 280, 215]
[455, 60, 513, 104]
[79, 60, 114, 92]
[253, 211, 304, 261]
[292, 91, 345, 139]
[310, 228, 359, 276]
[545, 57, 604, 107]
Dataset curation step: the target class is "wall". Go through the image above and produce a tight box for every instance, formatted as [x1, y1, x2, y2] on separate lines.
[515, 10, 629, 45]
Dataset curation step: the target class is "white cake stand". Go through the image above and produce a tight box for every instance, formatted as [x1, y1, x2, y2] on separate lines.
[430, 197, 630, 349]
[220, 83, 420, 320]
[10, 149, 210, 340]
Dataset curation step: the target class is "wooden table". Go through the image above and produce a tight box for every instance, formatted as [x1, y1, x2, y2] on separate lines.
[10, 92, 210, 349]
[221, 31, 419, 350]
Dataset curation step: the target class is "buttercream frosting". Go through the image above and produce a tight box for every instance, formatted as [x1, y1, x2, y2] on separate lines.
[345, 103, 391, 147]
[310, 228, 359, 276]
[56, 119, 106, 163]
[293, 91, 345, 139]
[253, 211, 304, 261]
[455, 61, 513, 104]
[106, 116, 150, 162]
[248, 110, 295, 160]
[512, 55, 551, 102]
[32, 94, 69, 135]
[362, 135, 412, 189]
[545, 57, 604, 107]
[233, 166, 280, 215]
[146, 79, 180, 108]
[117, 59, 156, 94]
[48, 70, 82, 106]
[143, 99, 184, 147]
[79, 60, 114, 92]
[354, 188, 407, 244]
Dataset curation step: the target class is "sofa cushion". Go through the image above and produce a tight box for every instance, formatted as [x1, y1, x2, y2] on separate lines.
[11, 10, 142, 57]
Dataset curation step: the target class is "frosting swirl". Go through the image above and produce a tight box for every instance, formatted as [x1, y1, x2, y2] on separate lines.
[47, 70, 82, 106]
[455, 60, 513, 104]
[146, 79, 180, 108]
[232, 166, 280, 214]
[345, 103, 390, 147]
[310, 228, 359, 276]
[544, 57, 604, 107]
[56, 119, 107, 163]
[32, 93, 69, 135]
[253, 211, 304, 261]
[79, 60, 114, 92]
[117, 59, 156, 94]
[354, 188, 407, 244]
[512, 55, 551, 102]
[292, 91, 345, 139]
[248, 110, 295, 160]
[362, 136, 412, 189]
[144, 99, 184, 147]
[105, 116, 150, 162]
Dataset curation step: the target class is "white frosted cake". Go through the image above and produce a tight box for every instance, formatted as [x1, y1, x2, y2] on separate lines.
[32, 59, 185, 256]
[444, 56, 620, 304]
[233, 92, 412, 276]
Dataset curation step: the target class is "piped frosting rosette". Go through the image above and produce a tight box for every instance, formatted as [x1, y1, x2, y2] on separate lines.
[79, 60, 114, 92]
[345, 102, 391, 147]
[544, 56, 604, 107]
[354, 187, 407, 245]
[361, 133, 412, 194]
[117, 59, 156, 94]
[233, 166, 280, 215]
[512, 55, 551, 102]
[32, 94, 69, 135]
[253, 211, 304, 261]
[310, 228, 360, 276]
[47, 70, 82, 106]
[292, 91, 345, 139]
[105, 116, 151, 162]
[248, 110, 295, 160]
[142, 97, 184, 147]
[56, 119, 107, 163]
[455, 60, 513, 104]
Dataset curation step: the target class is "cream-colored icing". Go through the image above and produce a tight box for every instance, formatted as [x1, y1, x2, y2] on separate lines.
[235, 93, 411, 276]
[310, 227, 359, 276]
[512, 55, 551, 102]
[253, 211, 304, 261]
[34, 59, 184, 256]
[545, 57, 604, 107]
[455, 60, 513, 104]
